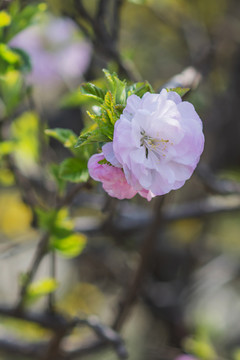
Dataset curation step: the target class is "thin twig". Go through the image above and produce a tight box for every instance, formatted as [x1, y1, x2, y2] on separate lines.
[48, 251, 56, 313]
[16, 232, 50, 310]
[76, 316, 128, 358]
[57, 181, 91, 209]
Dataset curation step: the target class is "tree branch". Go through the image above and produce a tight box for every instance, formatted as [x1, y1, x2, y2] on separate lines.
[16, 232, 50, 311]
[0, 307, 127, 359]
[112, 196, 165, 330]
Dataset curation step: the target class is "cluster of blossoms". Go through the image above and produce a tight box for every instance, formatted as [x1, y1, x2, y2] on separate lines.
[88, 89, 204, 201]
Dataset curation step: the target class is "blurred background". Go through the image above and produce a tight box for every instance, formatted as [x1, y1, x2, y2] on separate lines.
[1, 0, 240, 359]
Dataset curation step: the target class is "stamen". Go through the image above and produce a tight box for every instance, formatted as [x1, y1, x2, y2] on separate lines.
[140, 130, 170, 160]
[145, 147, 149, 159]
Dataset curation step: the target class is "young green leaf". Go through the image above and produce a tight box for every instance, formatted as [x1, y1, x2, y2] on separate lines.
[0, 11, 11, 28]
[51, 233, 87, 258]
[6, 3, 47, 42]
[75, 128, 109, 147]
[0, 70, 22, 114]
[24, 278, 58, 305]
[102, 91, 117, 125]
[36, 208, 58, 232]
[11, 111, 39, 173]
[45, 128, 77, 148]
[127, 81, 154, 97]
[103, 69, 127, 104]
[81, 83, 106, 104]
[98, 158, 112, 166]
[10, 47, 32, 73]
[0, 141, 15, 157]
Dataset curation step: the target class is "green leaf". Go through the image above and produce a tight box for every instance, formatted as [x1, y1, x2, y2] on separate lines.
[0, 70, 22, 113]
[11, 111, 39, 173]
[51, 233, 87, 258]
[167, 87, 190, 97]
[81, 83, 106, 104]
[101, 91, 117, 125]
[36, 208, 58, 231]
[6, 3, 47, 42]
[45, 128, 77, 148]
[36, 208, 74, 233]
[103, 69, 127, 104]
[75, 127, 109, 147]
[0, 43, 20, 73]
[0, 141, 15, 157]
[0, 45, 31, 74]
[59, 158, 89, 183]
[95, 114, 114, 140]
[127, 81, 154, 97]
[25, 278, 58, 305]
[98, 159, 112, 166]
[10, 47, 32, 73]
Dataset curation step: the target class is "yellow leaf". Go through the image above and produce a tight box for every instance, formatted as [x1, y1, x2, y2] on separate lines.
[0, 11, 11, 27]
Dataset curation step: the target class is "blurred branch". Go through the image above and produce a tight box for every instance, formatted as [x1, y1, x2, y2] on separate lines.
[112, 0, 124, 41]
[48, 251, 56, 313]
[56, 181, 91, 209]
[0, 306, 127, 359]
[0, 0, 12, 10]
[16, 232, 50, 310]
[0, 305, 74, 331]
[113, 196, 165, 330]
[0, 338, 46, 359]
[75, 316, 128, 359]
[111, 193, 240, 237]
[69, 0, 138, 81]
[196, 164, 240, 195]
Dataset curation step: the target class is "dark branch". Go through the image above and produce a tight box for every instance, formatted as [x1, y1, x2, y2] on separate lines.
[76, 316, 128, 358]
[0, 338, 47, 359]
[0, 307, 127, 359]
[112, 0, 124, 41]
[196, 164, 240, 195]
[0, 305, 74, 331]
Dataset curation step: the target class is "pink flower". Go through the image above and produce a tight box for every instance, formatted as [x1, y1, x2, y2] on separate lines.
[88, 153, 137, 200]
[10, 16, 92, 85]
[113, 89, 204, 196]
[102, 142, 155, 201]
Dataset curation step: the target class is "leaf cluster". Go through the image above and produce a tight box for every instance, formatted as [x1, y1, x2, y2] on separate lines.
[36, 208, 87, 259]
[75, 69, 154, 147]
[45, 128, 90, 189]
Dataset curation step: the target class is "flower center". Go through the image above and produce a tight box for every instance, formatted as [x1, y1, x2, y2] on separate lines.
[140, 130, 169, 159]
